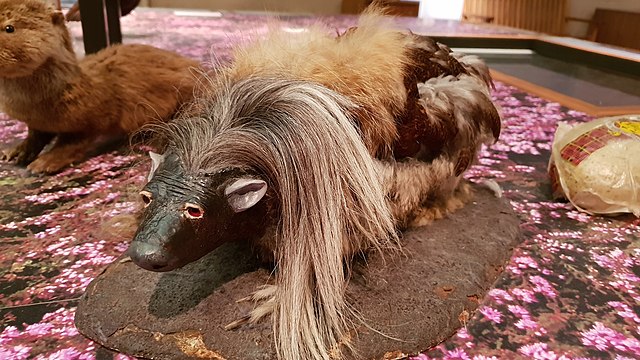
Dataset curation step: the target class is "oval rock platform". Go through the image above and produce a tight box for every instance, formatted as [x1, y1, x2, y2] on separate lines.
[75, 186, 520, 360]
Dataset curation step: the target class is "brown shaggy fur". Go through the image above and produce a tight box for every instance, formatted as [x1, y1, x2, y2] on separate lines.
[229, 8, 500, 163]
[227, 7, 500, 228]
[0, 0, 199, 173]
[230, 12, 411, 158]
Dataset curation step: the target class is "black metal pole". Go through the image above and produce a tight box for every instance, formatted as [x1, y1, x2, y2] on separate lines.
[78, 0, 123, 54]
[105, 0, 122, 45]
[78, 0, 109, 54]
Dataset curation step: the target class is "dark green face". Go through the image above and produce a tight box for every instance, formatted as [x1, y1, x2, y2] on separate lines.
[127, 152, 270, 272]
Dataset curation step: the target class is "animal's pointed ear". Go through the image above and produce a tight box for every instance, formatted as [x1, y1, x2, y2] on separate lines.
[51, 11, 65, 26]
[224, 178, 268, 213]
[148, 151, 166, 181]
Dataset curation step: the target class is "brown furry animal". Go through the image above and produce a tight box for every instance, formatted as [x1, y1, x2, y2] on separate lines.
[127, 6, 501, 360]
[0, 0, 199, 173]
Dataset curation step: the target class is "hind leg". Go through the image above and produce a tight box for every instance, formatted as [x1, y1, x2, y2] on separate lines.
[376, 157, 465, 229]
[27, 133, 94, 174]
[410, 181, 473, 228]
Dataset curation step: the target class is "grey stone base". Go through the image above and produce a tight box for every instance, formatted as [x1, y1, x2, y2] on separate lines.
[75, 185, 520, 359]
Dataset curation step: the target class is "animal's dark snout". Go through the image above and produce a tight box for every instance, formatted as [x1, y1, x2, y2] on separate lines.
[128, 241, 173, 272]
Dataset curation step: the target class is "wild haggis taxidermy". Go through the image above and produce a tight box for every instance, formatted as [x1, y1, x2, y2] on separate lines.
[127, 6, 501, 360]
[0, 0, 199, 173]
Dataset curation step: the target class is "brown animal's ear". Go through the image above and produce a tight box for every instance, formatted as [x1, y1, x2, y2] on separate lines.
[52, 11, 65, 26]
[224, 178, 268, 213]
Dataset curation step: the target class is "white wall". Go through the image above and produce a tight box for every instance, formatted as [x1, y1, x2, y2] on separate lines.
[418, 0, 464, 20]
[566, 0, 640, 37]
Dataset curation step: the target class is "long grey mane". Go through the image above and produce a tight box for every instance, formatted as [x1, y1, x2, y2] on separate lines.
[155, 75, 399, 360]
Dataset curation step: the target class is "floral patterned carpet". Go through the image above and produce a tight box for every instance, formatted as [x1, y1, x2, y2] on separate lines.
[0, 9, 638, 360]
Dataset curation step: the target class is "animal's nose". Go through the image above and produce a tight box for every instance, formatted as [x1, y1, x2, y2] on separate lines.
[127, 242, 172, 272]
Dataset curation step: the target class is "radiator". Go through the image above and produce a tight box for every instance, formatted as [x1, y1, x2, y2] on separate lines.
[463, 0, 567, 35]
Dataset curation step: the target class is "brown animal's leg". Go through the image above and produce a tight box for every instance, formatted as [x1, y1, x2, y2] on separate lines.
[376, 157, 460, 228]
[2, 129, 55, 166]
[27, 133, 93, 174]
[410, 181, 474, 228]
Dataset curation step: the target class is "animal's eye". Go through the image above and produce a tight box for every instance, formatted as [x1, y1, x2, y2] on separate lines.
[4, 25, 14, 33]
[140, 191, 153, 207]
[184, 204, 204, 219]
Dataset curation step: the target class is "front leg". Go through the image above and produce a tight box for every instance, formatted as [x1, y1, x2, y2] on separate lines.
[2, 128, 55, 166]
[27, 133, 94, 174]
[225, 284, 277, 330]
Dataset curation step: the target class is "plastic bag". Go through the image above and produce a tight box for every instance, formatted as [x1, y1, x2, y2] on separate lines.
[549, 115, 640, 217]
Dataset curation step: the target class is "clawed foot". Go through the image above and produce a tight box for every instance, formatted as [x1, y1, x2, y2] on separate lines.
[2, 147, 77, 174]
[225, 284, 277, 330]
[2, 142, 38, 166]
[2, 129, 55, 169]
